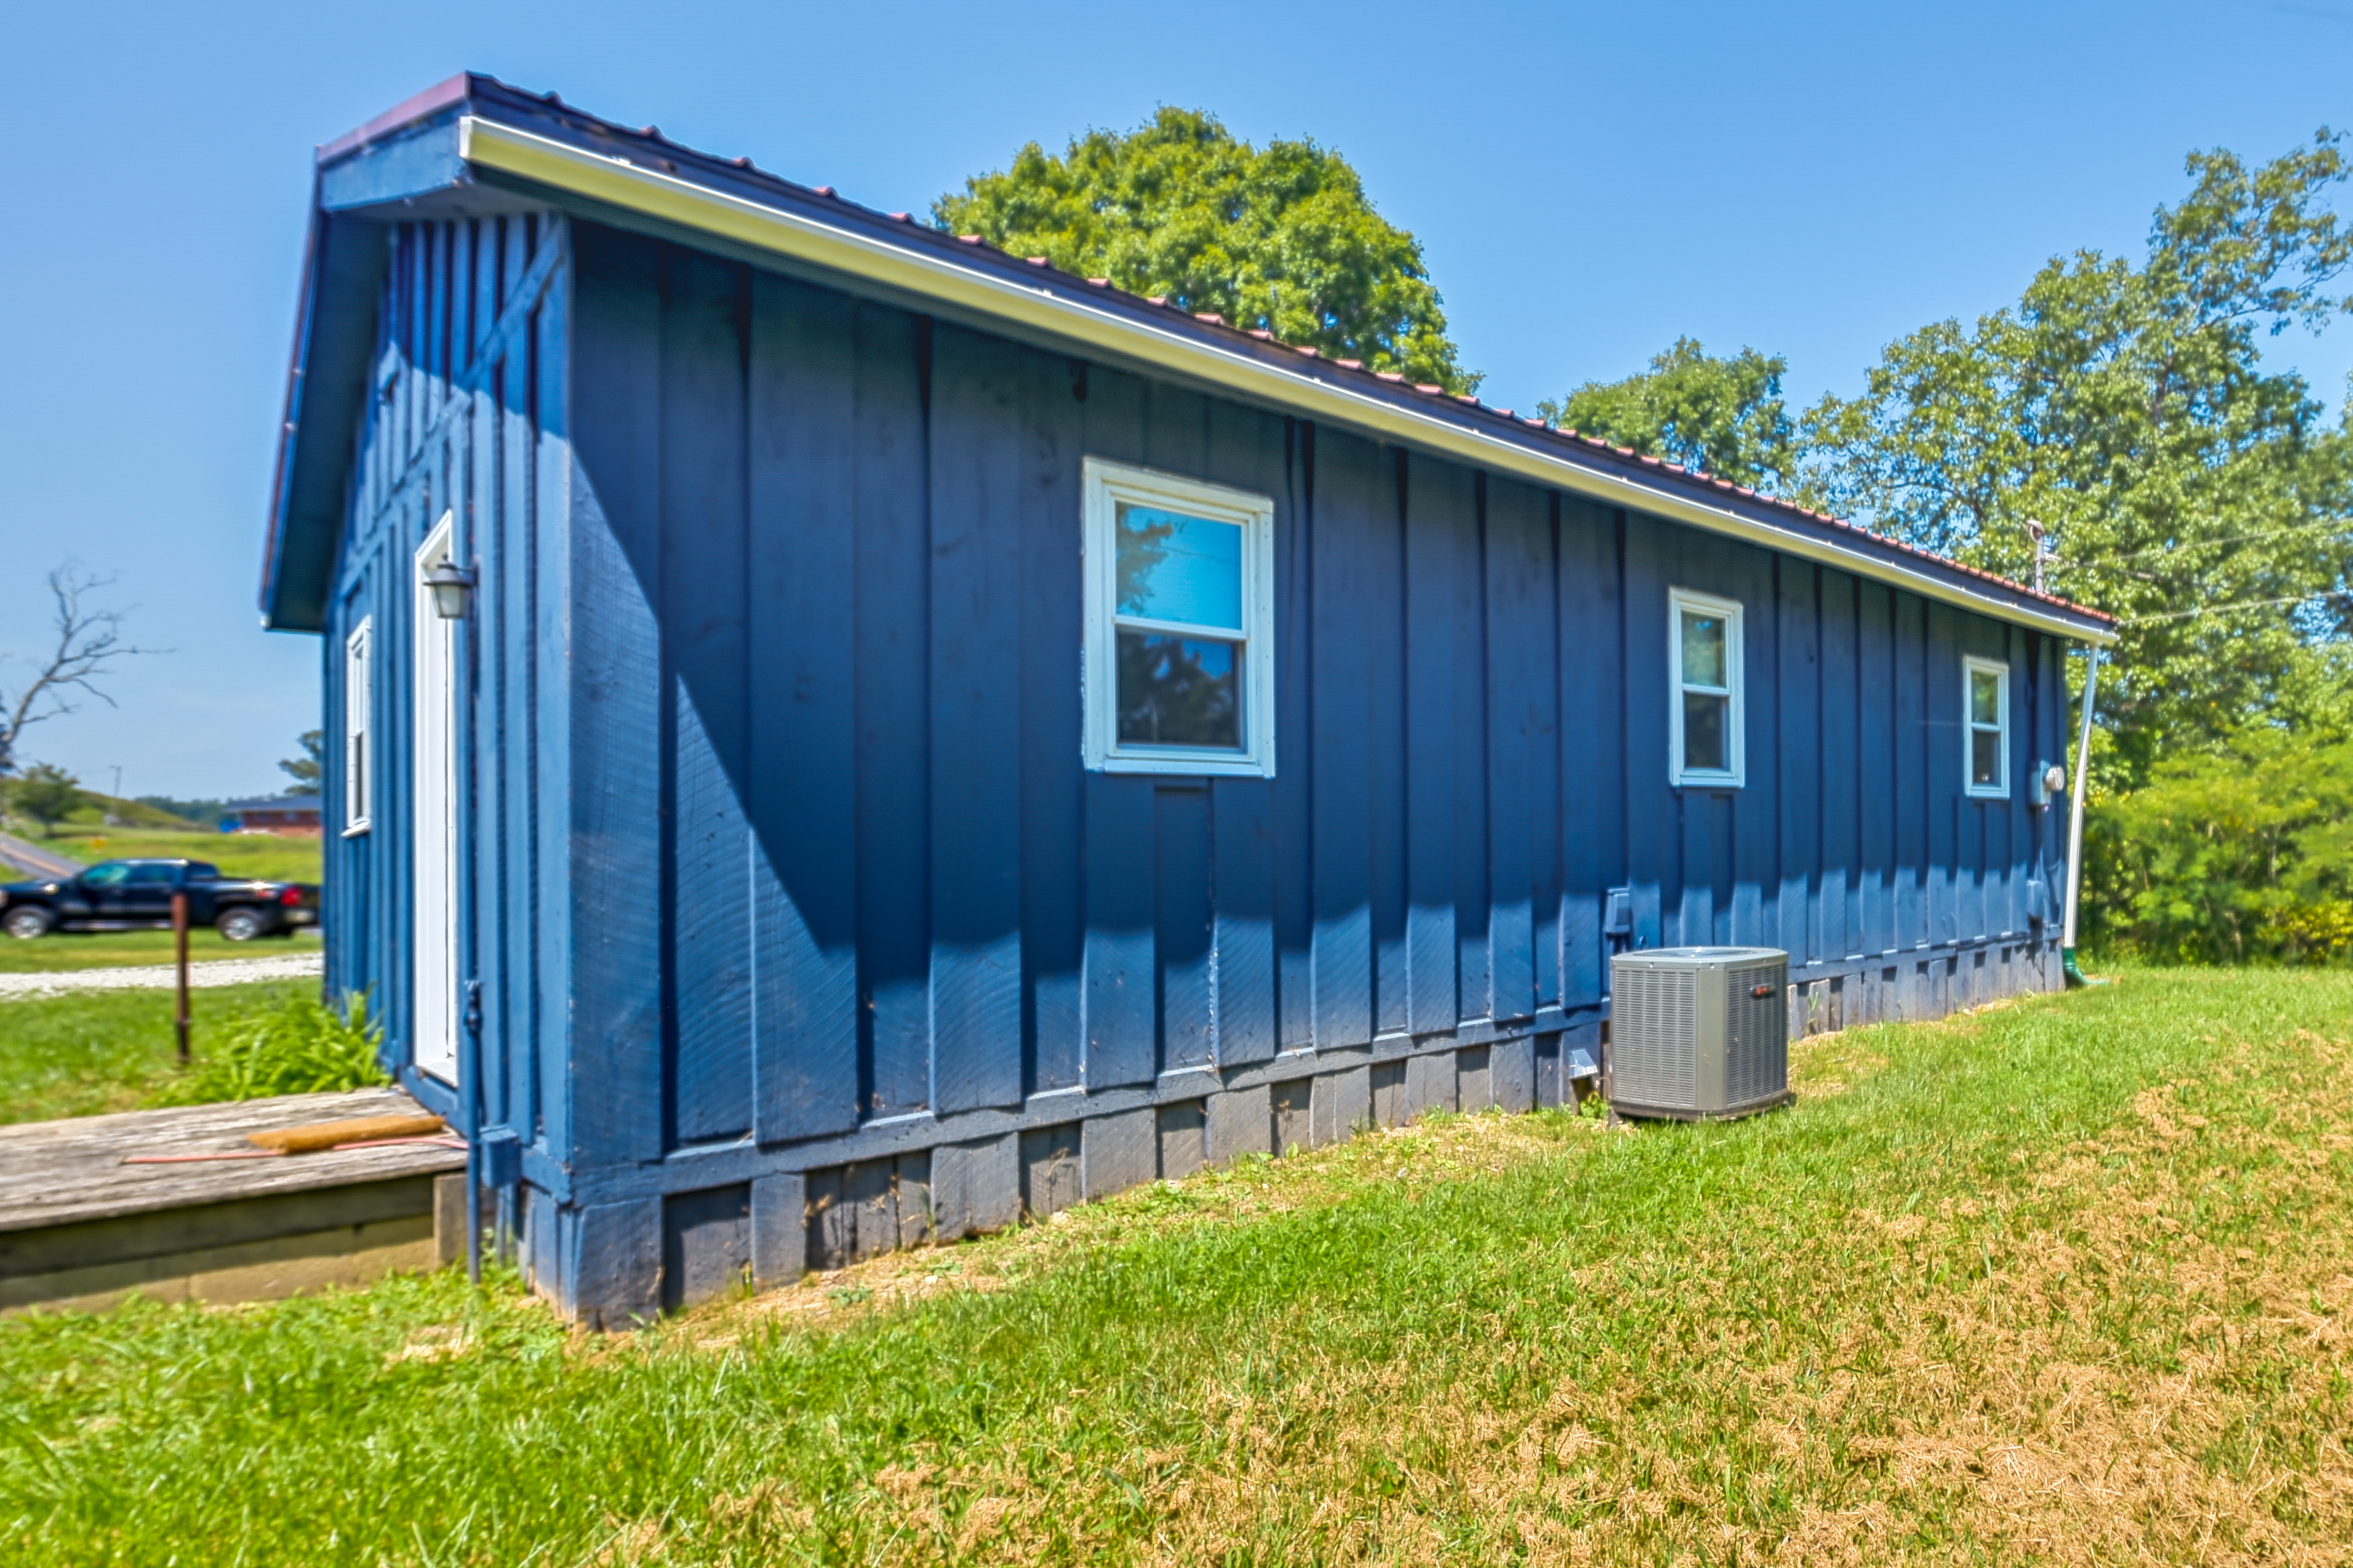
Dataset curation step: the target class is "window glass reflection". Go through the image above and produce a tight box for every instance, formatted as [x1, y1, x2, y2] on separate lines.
[1683, 692, 1728, 773]
[1117, 506, 1243, 631]
[1681, 611, 1726, 689]
[1971, 668, 2001, 725]
[1973, 730, 2002, 787]
[1116, 631, 1241, 747]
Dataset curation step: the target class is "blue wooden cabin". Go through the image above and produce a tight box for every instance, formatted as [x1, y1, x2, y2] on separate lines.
[260, 74, 2118, 1326]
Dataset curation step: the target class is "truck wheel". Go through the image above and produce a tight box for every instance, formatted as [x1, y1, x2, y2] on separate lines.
[217, 908, 269, 942]
[3, 906, 53, 940]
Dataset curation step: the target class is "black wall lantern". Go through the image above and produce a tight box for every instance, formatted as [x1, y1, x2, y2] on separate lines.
[424, 559, 476, 621]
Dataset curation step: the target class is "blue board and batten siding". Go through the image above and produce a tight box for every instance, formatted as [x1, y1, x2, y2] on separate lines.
[317, 207, 2072, 1325]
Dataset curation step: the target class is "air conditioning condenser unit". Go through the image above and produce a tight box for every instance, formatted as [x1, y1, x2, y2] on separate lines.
[1607, 947, 1791, 1120]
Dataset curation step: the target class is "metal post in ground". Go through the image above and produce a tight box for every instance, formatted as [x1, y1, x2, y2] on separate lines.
[171, 891, 191, 1063]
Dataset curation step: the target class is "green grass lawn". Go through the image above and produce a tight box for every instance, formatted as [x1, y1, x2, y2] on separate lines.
[0, 926, 320, 975]
[20, 825, 323, 884]
[0, 981, 313, 1124]
[3, 967, 2349, 1564]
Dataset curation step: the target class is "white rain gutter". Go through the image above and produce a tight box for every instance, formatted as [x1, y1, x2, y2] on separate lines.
[458, 115, 2116, 647]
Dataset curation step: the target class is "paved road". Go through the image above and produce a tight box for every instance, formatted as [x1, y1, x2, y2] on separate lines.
[0, 832, 83, 881]
[0, 952, 324, 1000]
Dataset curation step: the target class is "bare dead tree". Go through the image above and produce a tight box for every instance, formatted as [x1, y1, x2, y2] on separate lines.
[0, 565, 162, 778]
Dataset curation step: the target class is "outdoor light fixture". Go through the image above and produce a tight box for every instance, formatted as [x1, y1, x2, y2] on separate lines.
[2043, 764, 2067, 799]
[424, 560, 475, 620]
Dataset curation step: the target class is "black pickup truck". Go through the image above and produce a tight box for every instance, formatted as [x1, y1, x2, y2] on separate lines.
[0, 860, 320, 942]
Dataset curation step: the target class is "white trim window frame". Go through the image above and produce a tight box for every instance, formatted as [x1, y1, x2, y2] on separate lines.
[1082, 456, 1277, 777]
[343, 615, 374, 835]
[1668, 587, 1745, 789]
[1963, 654, 2011, 798]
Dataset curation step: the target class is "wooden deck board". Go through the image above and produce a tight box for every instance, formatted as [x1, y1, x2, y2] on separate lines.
[0, 1089, 467, 1233]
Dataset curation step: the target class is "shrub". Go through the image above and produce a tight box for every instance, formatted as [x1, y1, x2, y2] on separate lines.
[149, 990, 389, 1105]
[2084, 728, 2353, 964]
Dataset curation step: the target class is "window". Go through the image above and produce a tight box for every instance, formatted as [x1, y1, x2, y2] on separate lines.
[1964, 655, 2010, 797]
[344, 616, 373, 833]
[80, 862, 130, 889]
[1669, 588, 1745, 787]
[126, 864, 179, 886]
[1083, 458, 1276, 776]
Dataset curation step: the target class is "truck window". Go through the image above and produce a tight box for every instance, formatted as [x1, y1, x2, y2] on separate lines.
[187, 863, 221, 879]
[127, 864, 180, 886]
[81, 863, 132, 888]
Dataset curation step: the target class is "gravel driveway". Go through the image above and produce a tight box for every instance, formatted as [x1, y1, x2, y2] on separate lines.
[0, 952, 323, 1001]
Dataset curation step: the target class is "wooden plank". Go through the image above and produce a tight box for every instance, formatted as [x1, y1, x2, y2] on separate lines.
[1776, 559, 1821, 964]
[1211, 779, 1276, 1066]
[1819, 570, 1861, 959]
[1455, 1044, 1493, 1112]
[531, 254, 574, 1167]
[927, 325, 1028, 1116]
[1452, 469, 1493, 1017]
[662, 249, 754, 1145]
[1020, 347, 1087, 1097]
[1313, 1063, 1370, 1145]
[1205, 1083, 1273, 1165]
[853, 303, 934, 1119]
[1891, 592, 1928, 949]
[1019, 1124, 1082, 1219]
[1557, 501, 1622, 1011]
[745, 271, 861, 1143]
[1368, 452, 1410, 1037]
[1725, 540, 1778, 950]
[895, 1151, 933, 1248]
[565, 1197, 661, 1331]
[1857, 581, 1897, 956]
[1490, 1035, 1535, 1114]
[564, 222, 667, 1169]
[1084, 772, 1157, 1088]
[1274, 422, 1317, 1050]
[1620, 516, 1670, 954]
[1485, 477, 1544, 1020]
[1531, 499, 1565, 1011]
[1157, 1100, 1208, 1178]
[1924, 602, 1961, 947]
[1405, 1050, 1457, 1120]
[749, 1171, 806, 1289]
[0, 1089, 458, 1234]
[1310, 430, 1380, 1047]
[1402, 453, 1460, 1034]
[1271, 1078, 1312, 1154]
[661, 1184, 751, 1312]
[931, 1132, 1019, 1238]
[1155, 786, 1216, 1073]
[1082, 1108, 1157, 1200]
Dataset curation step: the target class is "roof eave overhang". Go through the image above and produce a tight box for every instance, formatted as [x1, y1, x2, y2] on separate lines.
[458, 115, 2115, 645]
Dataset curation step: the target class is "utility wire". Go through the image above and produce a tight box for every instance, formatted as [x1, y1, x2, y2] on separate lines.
[2123, 588, 2353, 626]
[2051, 519, 2353, 570]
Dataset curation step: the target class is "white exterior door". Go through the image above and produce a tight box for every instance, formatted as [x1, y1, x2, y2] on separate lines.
[412, 513, 460, 1083]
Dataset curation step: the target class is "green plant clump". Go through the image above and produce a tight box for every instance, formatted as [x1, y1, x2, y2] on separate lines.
[147, 989, 388, 1105]
[2085, 728, 2353, 963]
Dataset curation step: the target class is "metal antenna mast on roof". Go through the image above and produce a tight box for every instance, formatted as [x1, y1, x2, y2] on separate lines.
[2027, 519, 2048, 595]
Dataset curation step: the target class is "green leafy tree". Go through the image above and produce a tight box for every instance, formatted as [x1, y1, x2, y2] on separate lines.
[2085, 728, 2353, 964]
[8, 763, 82, 837]
[280, 729, 324, 790]
[936, 108, 1477, 393]
[1536, 339, 1797, 492]
[1799, 131, 2353, 785]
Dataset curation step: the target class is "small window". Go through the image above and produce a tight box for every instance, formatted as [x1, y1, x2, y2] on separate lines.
[1669, 588, 1745, 787]
[344, 617, 374, 834]
[1965, 655, 2010, 798]
[1082, 458, 1276, 776]
[126, 863, 179, 886]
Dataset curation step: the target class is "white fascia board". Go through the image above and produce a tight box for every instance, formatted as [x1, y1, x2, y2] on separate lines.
[458, 115, 2116, 647]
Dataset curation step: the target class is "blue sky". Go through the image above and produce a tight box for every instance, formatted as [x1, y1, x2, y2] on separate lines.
[3, 0, 2348, 799]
